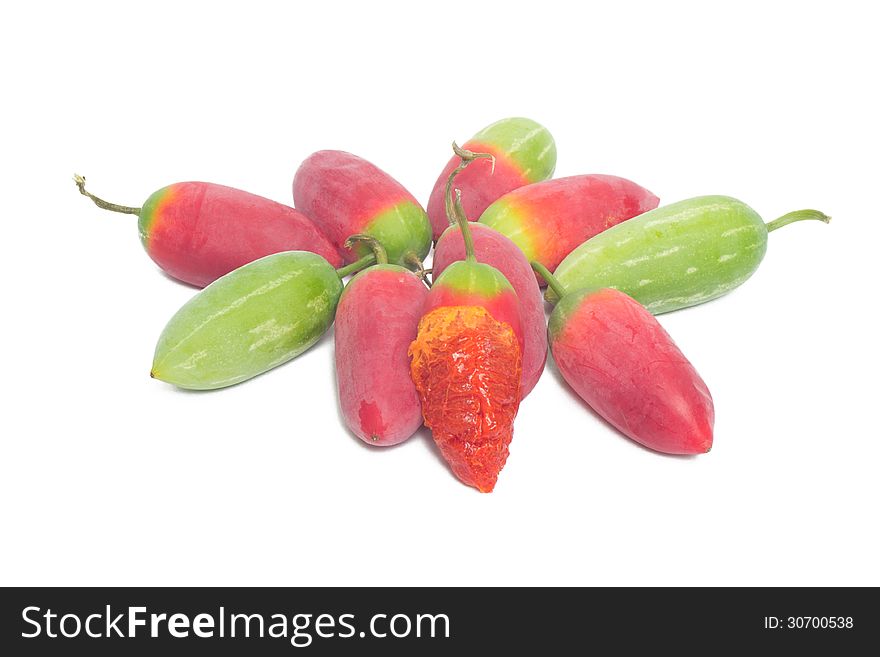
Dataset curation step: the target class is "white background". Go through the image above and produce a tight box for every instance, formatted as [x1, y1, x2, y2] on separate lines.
[2, 1, 878, 586]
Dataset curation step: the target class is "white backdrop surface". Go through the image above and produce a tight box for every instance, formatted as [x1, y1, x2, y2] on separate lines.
[1, 0, 877, 586]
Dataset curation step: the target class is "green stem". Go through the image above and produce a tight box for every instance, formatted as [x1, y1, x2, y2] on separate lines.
[443, 141, 495, 229]
[73, 174, 141, 215]
[531, 261, 567, 300]
[403, 252, 424, 273]
[336, 253, 376, 279]
[766, 209, 831, 232]
[402, 252, 431, 287]
[344, 234, 388, 264]
[417, 267, 433, 288]
[441, 141, 496, 264]
[453, 189, 477, 263]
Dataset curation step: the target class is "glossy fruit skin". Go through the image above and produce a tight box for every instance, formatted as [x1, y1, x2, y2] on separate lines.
[139, 182, 342, 288]
[549, 288, 714, 455]
[426, 117, 557, 240]
[335, 265, 428, 445]
[433, 223, 546, 399]
[479, 174, 659, 279]
[292, 150, 431, 266]
[151, 251, 342, 390]
[548, 196, 768, 313]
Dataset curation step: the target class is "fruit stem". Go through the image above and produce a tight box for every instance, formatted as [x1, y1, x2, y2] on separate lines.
[336, 254, 376, 279]
[403, 252, 423, 272]
[73, 174, 141, 215]
[766, 209, 831, 232]
[443, 141, 495, 229]
[403, 252, 431, 286]
[344, 234, 388, 264]
[452, 189, 477, 263]
[531, 261, 567, 300]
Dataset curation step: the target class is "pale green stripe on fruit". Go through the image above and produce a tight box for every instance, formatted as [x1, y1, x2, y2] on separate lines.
[550, 196, 768, 314]
[470, 117, 556, 182]
[152, 251, 342, 390]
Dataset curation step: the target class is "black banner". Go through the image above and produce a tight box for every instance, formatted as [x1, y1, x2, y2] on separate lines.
[0, 587, 873, 654]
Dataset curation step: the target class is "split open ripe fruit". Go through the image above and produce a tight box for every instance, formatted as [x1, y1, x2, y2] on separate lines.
[409, 305, 522, 493]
